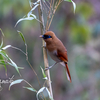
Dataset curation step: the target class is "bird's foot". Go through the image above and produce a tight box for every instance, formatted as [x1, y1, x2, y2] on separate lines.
[44, 62, 58, 71]
[42, 45, 46, 48]
[44, 66, 52, 71]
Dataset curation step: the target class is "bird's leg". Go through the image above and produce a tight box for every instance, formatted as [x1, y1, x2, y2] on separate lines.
[42, 45, 46, 48]
[42, 43, 46, 48]
[45, 62, 58, 71]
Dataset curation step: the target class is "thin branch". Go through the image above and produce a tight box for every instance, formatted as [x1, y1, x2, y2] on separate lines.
[25, 42, 42, 88]
[45, 0, 53, 31]
[47, 0, 63, 30]
[43, 1, 50, 10]
[52, 0, 55, 10]
[10, 46, 26, 55]
[10, 45, 42, 88]
[42, 1, 51, 17]
[24, 79, 37, 92]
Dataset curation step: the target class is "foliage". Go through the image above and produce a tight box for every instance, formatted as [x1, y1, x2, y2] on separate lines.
[0, 0, 100, 100]
[9, 66, 53, 100]
[0, 29, 23, 76]
[15, 0, 76, 31]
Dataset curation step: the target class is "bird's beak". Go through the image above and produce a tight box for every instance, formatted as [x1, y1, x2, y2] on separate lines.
[39, 35, 43, 38]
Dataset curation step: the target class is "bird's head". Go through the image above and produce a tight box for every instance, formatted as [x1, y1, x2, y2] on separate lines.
[40, 31, 55, 43]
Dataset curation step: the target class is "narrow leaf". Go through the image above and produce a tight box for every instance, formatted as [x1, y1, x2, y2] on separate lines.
[29, 0, 32, 8]
[9, 58, 21, 76]
[23, 87, 37, 92]
[64, 0, 76, 13]
[40, 66, 47, 79]
[17, 31, 26, 45]
[0, 55, 7, 76]
[33, 0, 40, 5]
[2, 45, 11, 50]
[9, 79, 24, 90]
[17, 67, 24, 69]
[36, 87, 54, 100]
[0, 28, 4, 36]
[36, 87, 45, 100]
[3, 64, 7, 76]
[27, 10, 32, 17]
[45, 87, 54, 100]
[43, 77, 48, 80]
[0, 61, 8, 66]
[65, 0, 71, 2]
[0, 51, 9, 60]
[71, 0, 76, 13]
[15, 17, 34, 27]
[0, 38, 3, 49]
[30, 14, 37, 19]
[31, 4, 39, 12]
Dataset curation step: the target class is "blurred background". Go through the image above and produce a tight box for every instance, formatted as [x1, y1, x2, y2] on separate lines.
[0, 0, 100, 100]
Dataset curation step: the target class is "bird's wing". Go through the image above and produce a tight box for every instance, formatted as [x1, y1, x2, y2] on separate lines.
[57, 50, 68, 62]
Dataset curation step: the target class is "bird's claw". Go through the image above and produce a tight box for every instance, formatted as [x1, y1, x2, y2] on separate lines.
[44, 67, 49, 71]
[42, 45, 46, 48]
[44, 66, 52, 71]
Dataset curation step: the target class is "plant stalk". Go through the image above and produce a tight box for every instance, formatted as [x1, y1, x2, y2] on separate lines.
[38, 0, 53, 99]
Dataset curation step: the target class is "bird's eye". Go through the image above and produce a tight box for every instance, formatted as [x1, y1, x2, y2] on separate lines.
[43, 35, 52, 39]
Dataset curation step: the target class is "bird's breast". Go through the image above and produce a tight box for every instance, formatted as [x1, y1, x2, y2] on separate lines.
[48, 50, 61, 62]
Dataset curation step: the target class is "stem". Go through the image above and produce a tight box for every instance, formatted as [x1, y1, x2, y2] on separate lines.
[46, 0, 52, 31]
[25, 42, 42, 89]
[38, 0, 53, 99]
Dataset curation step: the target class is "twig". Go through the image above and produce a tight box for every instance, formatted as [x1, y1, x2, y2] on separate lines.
[10, 45, 42, 88]
[47, 0, 63, 30]
[45, 0, 53, 31]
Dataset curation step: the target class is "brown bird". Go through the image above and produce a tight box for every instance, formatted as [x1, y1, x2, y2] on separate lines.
[40, 31, 71, 82]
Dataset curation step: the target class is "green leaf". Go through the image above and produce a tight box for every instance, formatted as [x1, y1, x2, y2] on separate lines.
[0, 48, 23, 76]
[0, 28, 4, 36]
[8, 58, 22, 76]
[9, 79, 24, 90]
[17, 31, 26, 45]
[64, 0, 76, 13]
[0, 38, 3, 49]
[65, 0, 71, 1]
[0, 61, 8, 66]
[0, 51, 9, 60]
[23, 87, 37, 92]
[40, 66, 47, 79]
[0, 55, 7, 76]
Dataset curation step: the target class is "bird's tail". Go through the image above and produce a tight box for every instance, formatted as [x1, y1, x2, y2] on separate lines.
[65, 63, 71, 83]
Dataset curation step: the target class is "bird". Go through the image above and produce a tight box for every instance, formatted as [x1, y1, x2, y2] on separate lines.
[40, 31, 71, 82]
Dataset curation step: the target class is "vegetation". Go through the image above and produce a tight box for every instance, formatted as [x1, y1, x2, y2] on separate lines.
[0, 0, 100, 100]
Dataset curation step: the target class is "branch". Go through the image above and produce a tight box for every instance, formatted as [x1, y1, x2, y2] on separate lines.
[46, 0, 63, 30]
[38, 0, 53, 99]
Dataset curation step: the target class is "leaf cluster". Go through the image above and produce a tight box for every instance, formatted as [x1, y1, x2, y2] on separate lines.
[15, 0, 76, 31]
[0, 29, 23, 76]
